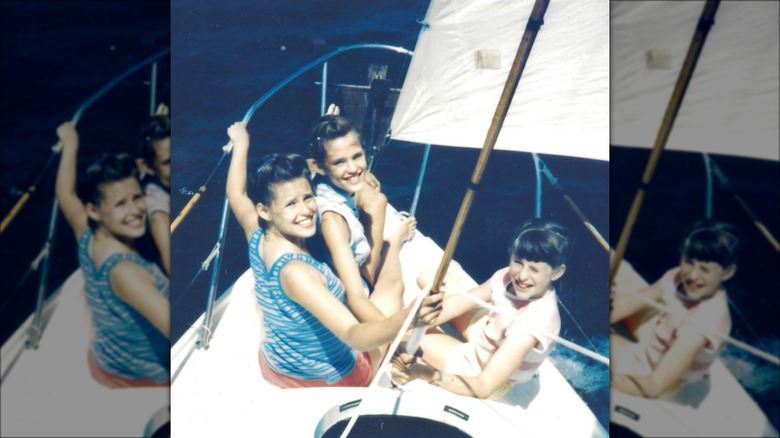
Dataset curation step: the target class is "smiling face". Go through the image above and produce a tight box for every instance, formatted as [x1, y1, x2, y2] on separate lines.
[86, 177, 147, 239]
[314, 131, 366, 194]
[678, 257, 735, 300]
[507, 257, 565, 300]
[258, 177, 318, 241]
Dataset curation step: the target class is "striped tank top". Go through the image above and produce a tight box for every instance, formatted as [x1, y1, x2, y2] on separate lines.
[78, 229, 170, 383]
[249, 228, 357, 384]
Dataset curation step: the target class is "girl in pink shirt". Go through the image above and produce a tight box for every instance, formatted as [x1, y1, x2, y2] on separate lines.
[610, 220, 740, 398]
[391, 219, 570, 399]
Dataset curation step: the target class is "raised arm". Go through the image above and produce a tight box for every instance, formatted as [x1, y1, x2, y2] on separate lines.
[110, 260, 170, 338]
[320, 211, 386, 322]
[281, 260, 442, 351]
[54, 122, 89, 239]
[225, 122, 260, 241]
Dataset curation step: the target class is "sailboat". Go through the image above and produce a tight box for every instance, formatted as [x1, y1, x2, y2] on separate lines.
[609, 1, 779, 436]
[0, 48, 171, 437]
[171, 0, 609, 436]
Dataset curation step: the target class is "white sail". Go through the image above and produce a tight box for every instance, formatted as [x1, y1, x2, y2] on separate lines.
[390, 0, 609, 161]
[611, 1, 779, 161]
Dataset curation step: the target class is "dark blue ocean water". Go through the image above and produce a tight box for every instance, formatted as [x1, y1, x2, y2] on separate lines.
[0, 1, 170, 344]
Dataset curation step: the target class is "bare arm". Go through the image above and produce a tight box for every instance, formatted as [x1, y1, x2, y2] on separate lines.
[150, 211, 170, 276]
[437, 332, 536, 399]
[610, 278, 663, 325]
[54, 122, 89, 239]
[281, 260, 442, 351]
[110, 260, 170, 338]
[612, 331, 707, 398]
[354, 181, 387, 285]
[393, 332, 536, 399]
[225, 122, 259, 241]
[320, 211, 386, 322]
[416, 267, 490, 326]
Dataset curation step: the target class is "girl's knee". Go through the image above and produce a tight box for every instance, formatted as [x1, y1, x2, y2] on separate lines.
[416, 267, 436, 290]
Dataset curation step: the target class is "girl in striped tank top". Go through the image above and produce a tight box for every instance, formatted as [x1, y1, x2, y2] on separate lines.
[225, 122, 442, 388]
[55, 122, 170, 387]
[610, 220, 740, 399]
[391, 219, 570, 400]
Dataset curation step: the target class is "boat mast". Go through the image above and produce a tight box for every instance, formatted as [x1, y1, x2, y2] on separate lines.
[610, 0, 721, 284]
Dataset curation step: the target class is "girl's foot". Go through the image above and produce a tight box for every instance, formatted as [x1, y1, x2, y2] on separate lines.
[391, 212, 417, 244]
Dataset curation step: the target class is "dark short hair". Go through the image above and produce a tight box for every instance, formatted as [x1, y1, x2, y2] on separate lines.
[79, 153, 140, 229]
[509, 219, 572, 269]
[679, 219, 741, 267]
[138, 114, 170, 168]
[249, 153, 311, 209]
[307, 115, 362, 165]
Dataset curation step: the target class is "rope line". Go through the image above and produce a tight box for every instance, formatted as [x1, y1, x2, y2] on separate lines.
[559, 298, 600, 356]
[727, 296, 773, 355]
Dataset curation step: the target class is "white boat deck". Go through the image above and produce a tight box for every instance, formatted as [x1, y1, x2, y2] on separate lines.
[171, 206, 607, 437]
[611, 259, 779, 437]
[1, 271, 168, 437]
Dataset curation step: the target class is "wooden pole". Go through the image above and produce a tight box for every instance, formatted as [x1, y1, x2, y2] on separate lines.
[341, 4, 551, 435]
[429, 0, 551, 294]
[170, 150, 230, 234]
[171, 187, 204, 234]
[610, 0, 721, 283]
[1, 152, 59, 235]
[402, 0, 551, 360]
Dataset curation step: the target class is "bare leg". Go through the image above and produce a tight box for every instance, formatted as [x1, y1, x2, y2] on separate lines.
[369, 217, 417, 315]
[355, 185, 388, 286]
[418, 331, 463, 372]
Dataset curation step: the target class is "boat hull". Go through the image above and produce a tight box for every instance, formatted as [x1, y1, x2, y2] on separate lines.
[171, 206, 606, 437]
[1, 270, 168, 437]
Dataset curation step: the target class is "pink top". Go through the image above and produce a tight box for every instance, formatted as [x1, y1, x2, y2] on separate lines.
[475, 267, 561, 383]
[638, 268, 731, 383]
